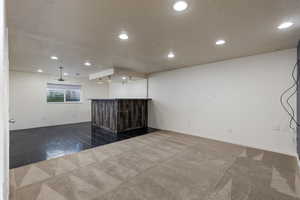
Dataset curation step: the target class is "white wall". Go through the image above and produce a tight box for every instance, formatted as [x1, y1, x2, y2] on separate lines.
[10, 49, 298, 157]
[109, 79, 147, 98]
[2, 29, 9, 200]
[148, 49, 298, 156]
[0, 11, 9, 198]
[9, 71, 109, 130]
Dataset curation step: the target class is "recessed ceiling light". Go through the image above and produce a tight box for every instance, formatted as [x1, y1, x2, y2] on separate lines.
[215, 40, 226, 45]
[63, 72, 69, 76]
[122, 76, 127, 80]
[173, 1, 188, 12]
[84, 61, 91, 66]
[119, 33, 129, 40]
[168, 52, 175, 58]
[277, 21, 294, 29]
[37, 69, 43, 73]
[51, 56, 58, 60]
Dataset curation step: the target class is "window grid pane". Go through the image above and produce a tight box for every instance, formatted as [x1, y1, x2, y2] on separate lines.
[47, 84, 81, 103]
[65, 89, 81, 102]
[47, 89, 65, 102]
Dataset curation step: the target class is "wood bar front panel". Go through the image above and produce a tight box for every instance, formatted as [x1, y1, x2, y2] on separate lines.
[91, 100, 118, 133]
[117, 99, 148, 132]
[91, 99, 149, 133]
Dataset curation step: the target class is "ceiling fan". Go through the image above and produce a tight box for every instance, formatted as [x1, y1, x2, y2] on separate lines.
[57, 66, 65, 81]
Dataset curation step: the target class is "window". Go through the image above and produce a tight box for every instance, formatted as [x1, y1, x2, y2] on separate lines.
[47, 83, 81, 103]
[65, 89, 81, 102]
[47, 89, 64, 102]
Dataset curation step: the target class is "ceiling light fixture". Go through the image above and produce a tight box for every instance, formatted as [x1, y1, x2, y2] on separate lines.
[37, 69, 43, 73]
[168, 52, 175, 58]
[107, 76, 112, 83]
[84, 61, 91, 66]
[215, 39, 226, 45]
[173, 1, 188, 12]
[97, 78, 104, 84]
[277, 21, 294, 29]
[51, 56, 58, 60]
[122, 76, 127, 80]
[119, 33, 129, 40]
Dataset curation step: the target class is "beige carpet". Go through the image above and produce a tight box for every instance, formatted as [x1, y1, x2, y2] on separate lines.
[10, 131, 300, 200]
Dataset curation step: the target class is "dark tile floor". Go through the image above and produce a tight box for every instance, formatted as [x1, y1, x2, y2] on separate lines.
[10, 122, 156, 169]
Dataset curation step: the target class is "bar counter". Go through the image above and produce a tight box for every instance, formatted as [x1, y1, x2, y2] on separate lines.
[91, 98, 151, 134]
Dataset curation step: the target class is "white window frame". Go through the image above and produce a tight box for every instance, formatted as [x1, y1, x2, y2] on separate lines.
[46, 83, 83, 104]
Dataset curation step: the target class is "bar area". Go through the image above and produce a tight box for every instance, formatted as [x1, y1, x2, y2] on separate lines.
[91, 98, 151, 134]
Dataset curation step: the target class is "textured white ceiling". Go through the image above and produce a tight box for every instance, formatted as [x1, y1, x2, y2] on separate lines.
[7, 0, 300, 77]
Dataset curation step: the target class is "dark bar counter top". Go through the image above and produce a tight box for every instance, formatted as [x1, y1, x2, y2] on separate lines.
[91, 98, 151, 134]
[90, 98, 152, 100]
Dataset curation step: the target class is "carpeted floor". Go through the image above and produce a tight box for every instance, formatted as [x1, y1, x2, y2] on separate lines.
[9, 130, 300, 200]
